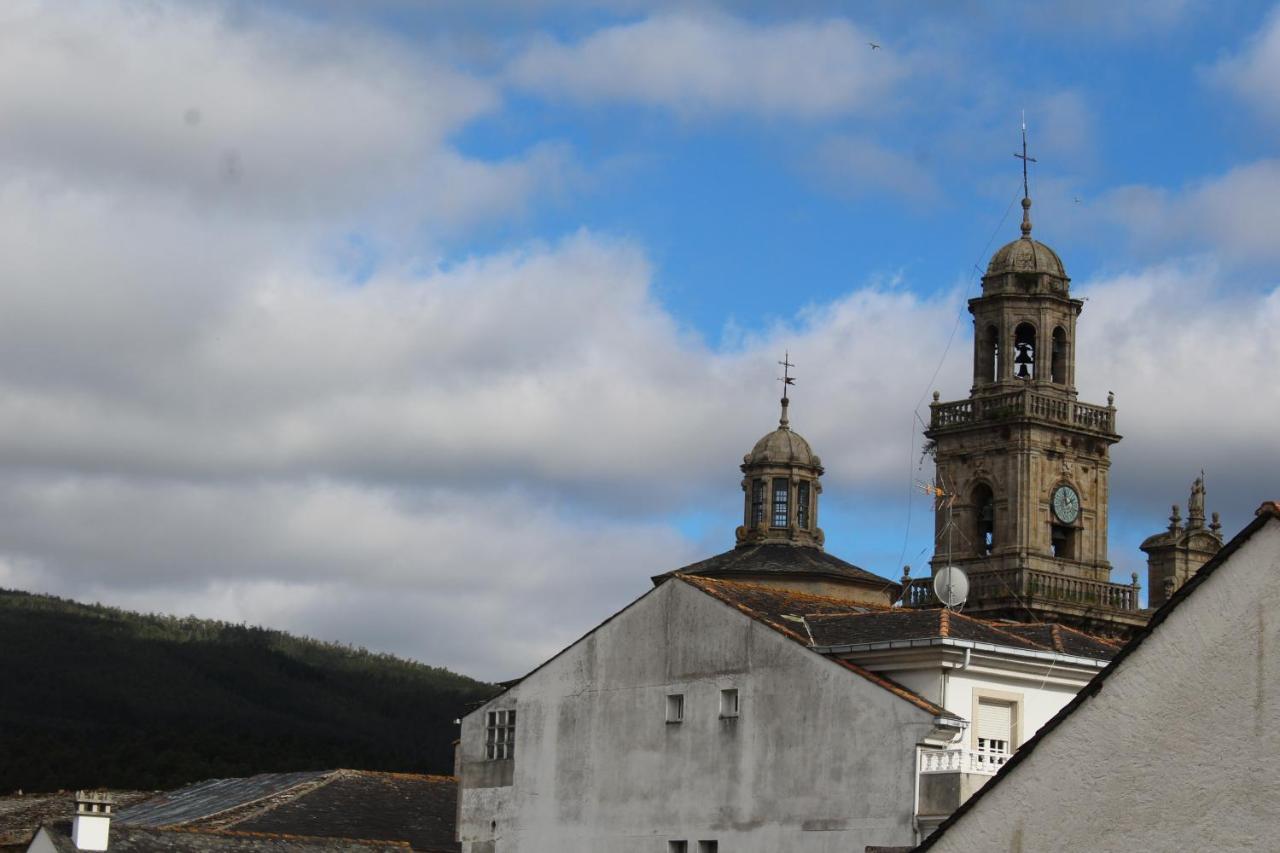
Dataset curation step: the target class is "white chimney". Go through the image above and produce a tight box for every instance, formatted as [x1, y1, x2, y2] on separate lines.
[72, 791, 113, 851]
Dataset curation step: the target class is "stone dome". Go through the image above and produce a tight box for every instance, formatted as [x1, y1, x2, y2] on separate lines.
[744, 426, 820, 469]
[986, 235, 1067, 278]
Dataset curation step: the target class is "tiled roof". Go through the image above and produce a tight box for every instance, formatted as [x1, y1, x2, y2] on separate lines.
[803, 608, 1054, 652]
[39, 823, 407, 852]
[993, 623, 1120, 659]
[655, 543, 897, 591]
[118, 770, 457, 852]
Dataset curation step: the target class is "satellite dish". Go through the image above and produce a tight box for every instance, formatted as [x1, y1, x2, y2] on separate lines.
[933, 566, 969, 608]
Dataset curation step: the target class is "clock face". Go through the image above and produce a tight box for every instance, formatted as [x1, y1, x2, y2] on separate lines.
[1052, 485, 1080, 524]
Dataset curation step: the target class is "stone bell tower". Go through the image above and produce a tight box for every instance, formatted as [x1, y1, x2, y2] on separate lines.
[910, 131, 1147, 638]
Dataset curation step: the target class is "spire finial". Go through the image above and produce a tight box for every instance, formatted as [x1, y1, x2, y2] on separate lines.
[1014, 111, 1037, 238]
[777, 351, 796, 428]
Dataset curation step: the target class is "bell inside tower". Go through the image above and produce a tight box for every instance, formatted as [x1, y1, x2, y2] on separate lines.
[1014, 323, 1036, 380]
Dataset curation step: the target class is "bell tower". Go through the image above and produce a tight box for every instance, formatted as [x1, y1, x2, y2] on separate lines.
[912, 127, 1146, 638]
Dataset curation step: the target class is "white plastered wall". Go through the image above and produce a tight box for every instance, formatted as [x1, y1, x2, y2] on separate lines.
[457, 579, 942, 853]
[923, 518, 1280, 853]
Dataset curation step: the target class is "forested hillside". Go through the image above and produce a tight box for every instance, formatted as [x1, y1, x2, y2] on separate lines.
[0, 589, 497, 792]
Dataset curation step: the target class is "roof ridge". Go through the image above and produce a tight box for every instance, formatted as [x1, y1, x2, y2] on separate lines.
[939, 608, 950, 637]
[679, 575, 895, 611]
[956, 612, 1057, 652]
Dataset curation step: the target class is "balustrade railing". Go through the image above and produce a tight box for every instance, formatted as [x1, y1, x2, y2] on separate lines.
[929, 389, 1114, 434]
[902, 568, 1140, 612]
[919, 747, 1009, 776]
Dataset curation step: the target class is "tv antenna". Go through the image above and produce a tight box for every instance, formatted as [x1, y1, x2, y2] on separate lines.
[918, 475, 968, 609]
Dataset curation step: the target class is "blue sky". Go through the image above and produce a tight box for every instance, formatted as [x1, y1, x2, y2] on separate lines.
[0, 0, 1278, 679]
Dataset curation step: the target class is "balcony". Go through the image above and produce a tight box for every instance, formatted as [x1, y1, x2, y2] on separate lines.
[919, 746, 1008, 776]
[903, 567, 1141, 612]
[929, 389, 1115, 436]
[917, 747, 1008, 829]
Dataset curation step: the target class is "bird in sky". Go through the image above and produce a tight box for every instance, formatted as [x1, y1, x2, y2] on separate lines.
[869, 41, 881, 50]
[1074, 196, 1082, 204]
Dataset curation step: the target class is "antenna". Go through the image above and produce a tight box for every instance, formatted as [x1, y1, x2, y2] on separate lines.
[932, 565, 970, 609]
[780, 614, 815, 645]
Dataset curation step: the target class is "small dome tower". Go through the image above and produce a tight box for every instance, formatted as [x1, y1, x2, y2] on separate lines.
[735, 387, 824, 549]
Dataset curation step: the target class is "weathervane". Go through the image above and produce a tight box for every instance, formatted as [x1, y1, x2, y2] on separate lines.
[1014, 111, 1037, 236]
[777, 352, 796, 427]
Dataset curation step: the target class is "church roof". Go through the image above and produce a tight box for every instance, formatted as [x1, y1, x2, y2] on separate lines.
[116, 770, 458, 852]
[655, 543, 894, 591]
[744, 425, 819, 468]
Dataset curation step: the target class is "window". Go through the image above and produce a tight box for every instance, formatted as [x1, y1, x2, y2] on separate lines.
[698, 842, 718, 853]
[667, 693, 684, 724]
[669, 843, 688, 853]
[796, 481, 810, 529]
[771, 478, 789, 528]
[719, 688, 739, 718]
[978, 324, 999, 383]
[1052, 524, 1076, 560]
[1051, 326, 1067, 384]
[750, 479, 765, 525]
[973, 483, 994, 556]
[485, 709, 516, 760]
[975, 698, 1014, 769]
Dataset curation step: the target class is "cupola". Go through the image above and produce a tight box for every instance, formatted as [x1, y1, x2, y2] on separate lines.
[735, 394, 825, 549]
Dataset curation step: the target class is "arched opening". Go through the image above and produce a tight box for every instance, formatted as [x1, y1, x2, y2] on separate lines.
[1051, 327, 1067, 384]
[797, 480, 811, 529]
[977, 325, 999, 384]
[749, 479, 765, 526]
[1013, 322, 1036, 380]
[973, 483, 995, 555]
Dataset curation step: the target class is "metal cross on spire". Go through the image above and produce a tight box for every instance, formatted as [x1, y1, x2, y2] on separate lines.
[1014, 111, 1037, 236]
[1014, 111, 1037, 200]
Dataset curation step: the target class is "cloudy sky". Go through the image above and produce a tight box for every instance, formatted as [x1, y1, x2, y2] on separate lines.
[1, 0, 1277, 680]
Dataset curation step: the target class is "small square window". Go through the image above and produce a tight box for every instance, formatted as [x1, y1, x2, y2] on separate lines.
[667, 693, 685, 723]
[669, 843, 688, 853]
[698, 842, 718, 853]
[719, 688, 739, 718]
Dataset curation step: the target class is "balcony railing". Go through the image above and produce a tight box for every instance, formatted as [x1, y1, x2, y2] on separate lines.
[919, 746, 1009, 776]
[903, 567, 1140, 612]
[930, 389, 1115, 435]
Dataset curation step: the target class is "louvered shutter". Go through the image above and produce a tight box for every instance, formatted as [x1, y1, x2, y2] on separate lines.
[976, 699, 1013, 750]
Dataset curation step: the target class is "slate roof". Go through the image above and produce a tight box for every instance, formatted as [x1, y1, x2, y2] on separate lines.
[117, 770, 458, 852]
[804, 608, 1057, 652]
[0, 792, 151, 852]
[38, 823, 407, 852]
[656, 543, 898, 592]
[993, 622, 1121, 659]
[912, 502, 1280, 851]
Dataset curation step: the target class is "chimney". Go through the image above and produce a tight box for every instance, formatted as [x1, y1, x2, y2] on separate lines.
[72, 791, 114, 851]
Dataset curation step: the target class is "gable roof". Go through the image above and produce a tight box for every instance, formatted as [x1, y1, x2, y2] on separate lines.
[993, 622, 1121, 659]
[653, 543, 898, 594]
[117, 770, 457, 852]
[913, 501, 1280, 851]
[678, 576, 951, 717]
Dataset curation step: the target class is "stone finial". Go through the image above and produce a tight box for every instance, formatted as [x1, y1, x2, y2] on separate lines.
[1131, 572, 1139, 586]
[932, 390, 940, 402]
[1169, 503, 1182, 533]
[778, 396, 790, 429]
[1107, 390, 1115, 407]
[1210, 511, 1222, 535]
[1020, 196, 1033, 237]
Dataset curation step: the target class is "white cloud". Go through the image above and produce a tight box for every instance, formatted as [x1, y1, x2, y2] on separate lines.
[1095, 159, 1280, 264]
[507, 12, 908, 118]
[0, 0, 556, 227]
[1206, 5, 1280, 125]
